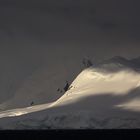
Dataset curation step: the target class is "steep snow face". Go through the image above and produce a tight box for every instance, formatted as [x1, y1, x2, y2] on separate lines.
[50, 66, 140, 108]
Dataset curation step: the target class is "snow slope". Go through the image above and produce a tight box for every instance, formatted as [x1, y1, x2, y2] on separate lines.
[0, 57, 140, 129]
[50, 67, 140, 108]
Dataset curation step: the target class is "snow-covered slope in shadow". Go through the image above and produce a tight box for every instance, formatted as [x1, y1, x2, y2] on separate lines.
[1, 56, 140, 129]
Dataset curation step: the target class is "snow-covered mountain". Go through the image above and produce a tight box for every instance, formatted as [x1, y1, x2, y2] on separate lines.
[0, 56, 140, 129]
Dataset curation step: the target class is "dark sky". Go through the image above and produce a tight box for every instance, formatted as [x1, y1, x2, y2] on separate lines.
[0, 0, 140, 102]
[0, 0, 140, 72]
[0, 0, 140, 59]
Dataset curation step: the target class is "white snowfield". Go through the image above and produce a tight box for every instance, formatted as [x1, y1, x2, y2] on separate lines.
[1, 57, 140, 129]
[50, 68, 140, 108]
[0, 103, 52, 118]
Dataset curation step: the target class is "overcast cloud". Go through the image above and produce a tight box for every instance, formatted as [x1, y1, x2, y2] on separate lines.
[0, 0, 140, 101]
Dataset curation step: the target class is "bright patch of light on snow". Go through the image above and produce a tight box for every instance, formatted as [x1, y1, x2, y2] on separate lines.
[50, 67, 140, 107]
[9, 111, 27, 117]
[0, 103, 52, 118]
[116, 98, 140, 112]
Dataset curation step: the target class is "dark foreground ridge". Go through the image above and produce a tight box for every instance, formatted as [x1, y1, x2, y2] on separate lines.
[0, 130, 140, 140]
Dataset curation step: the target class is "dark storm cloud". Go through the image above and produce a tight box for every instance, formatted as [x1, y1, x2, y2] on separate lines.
[0, 0, 138, 27]
[0, 0, 139, 55]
